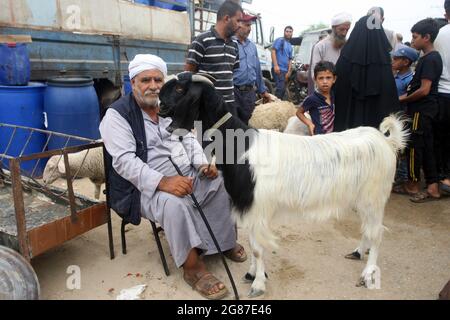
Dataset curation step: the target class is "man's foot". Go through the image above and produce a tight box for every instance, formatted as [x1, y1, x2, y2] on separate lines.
[410, 191, 441, 203]
[392, 184, 418, 196]
[183, 271, 228, 300]
[224, 243, 247, 263]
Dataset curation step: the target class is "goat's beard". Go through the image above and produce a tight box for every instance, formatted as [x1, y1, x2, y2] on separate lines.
[134, 89, 160, 110]
[331, 31, 347, 49]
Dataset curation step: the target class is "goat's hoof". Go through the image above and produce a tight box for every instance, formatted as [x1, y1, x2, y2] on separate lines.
[356, 277, 366, 287]
[244, 272, 269, 283]
[345, 251, 362, 260]
[248, 288, 265, 298]
[244, 273, 255, 283]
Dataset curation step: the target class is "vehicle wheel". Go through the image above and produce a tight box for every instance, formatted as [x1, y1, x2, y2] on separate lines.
[0, 246, 40, 300]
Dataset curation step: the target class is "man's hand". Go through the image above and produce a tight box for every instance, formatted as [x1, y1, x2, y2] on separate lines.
[158, 176, 193, 197]
[198, 164, 218, 180]
[274, 65, 281, 75]
[262, 92, 272, 104]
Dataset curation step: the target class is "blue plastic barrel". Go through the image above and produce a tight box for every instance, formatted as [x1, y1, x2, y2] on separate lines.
[134, 0, 151, 5]
[0, 43, 31, 86]
[153, 0, 187, 11]
[0, 82, 47, 177]
[44, 77, 100, 150]
[123, 75, 132, 95]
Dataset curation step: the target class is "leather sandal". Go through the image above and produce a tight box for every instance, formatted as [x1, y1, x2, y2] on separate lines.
[184, 271, 228, 300]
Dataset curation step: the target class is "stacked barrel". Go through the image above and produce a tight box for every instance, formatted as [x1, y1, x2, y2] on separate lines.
[0, 40, 100, 178]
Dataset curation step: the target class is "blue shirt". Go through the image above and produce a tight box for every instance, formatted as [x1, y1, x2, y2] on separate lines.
[394, 70, 413, 97]
[233, 37, 267, 94]
[302, 91, 335, 135]
[272, 37, 293, 72]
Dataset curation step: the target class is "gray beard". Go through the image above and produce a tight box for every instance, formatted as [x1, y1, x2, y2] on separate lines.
[134, 90, 159, 110]
[331, 32, 347, 48]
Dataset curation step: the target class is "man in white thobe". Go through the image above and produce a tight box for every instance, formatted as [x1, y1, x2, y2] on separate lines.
[308, 12, 352, 94]
[100, 54, 246, 300]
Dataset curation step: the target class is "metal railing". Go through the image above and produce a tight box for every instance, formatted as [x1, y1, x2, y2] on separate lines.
[0, 123, 103, 218]
[0, 123, 114, 261]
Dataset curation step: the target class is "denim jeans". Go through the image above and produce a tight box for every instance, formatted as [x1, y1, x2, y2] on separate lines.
[272, 68, 287, 100]
[234, 87, 257, 125]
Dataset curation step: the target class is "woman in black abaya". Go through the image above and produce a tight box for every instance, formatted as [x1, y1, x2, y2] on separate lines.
[334, 15, 400, 131]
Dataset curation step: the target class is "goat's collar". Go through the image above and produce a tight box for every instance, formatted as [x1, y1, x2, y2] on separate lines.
[205, 112, 233, 140]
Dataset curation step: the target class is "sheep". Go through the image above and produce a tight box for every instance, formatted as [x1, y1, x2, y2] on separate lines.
[249, 101, 297, 132]
[43, 147, 105, 199]
[159, 72, 408, 298]
[283, 115, 311, 136]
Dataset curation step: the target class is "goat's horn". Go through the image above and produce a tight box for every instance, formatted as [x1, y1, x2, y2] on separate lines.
[164, 74, 178, 83]
[192, 74, 215, 87]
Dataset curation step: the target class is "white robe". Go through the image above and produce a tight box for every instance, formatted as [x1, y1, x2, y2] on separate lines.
[100, 108, 236, 267]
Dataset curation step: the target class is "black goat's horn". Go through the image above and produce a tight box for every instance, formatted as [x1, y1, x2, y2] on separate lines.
[192, 74, 215, 87]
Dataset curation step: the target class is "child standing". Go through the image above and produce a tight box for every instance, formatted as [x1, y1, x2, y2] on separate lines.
[391, 46, 419, 185]
[395, 18, 443, 202]
[392, 46, 419, 97]
[296, 61, 336, 136]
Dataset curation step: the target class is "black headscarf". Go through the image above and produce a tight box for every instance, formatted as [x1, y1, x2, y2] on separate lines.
[334, 15, 400, 131]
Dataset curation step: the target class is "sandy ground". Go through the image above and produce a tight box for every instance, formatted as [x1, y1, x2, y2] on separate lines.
[30, 178, 450, 300]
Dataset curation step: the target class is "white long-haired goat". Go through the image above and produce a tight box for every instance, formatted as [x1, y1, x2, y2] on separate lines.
[159, 73, 408, 298]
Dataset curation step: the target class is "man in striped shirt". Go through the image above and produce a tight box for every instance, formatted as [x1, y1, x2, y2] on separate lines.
[185, 0, 243, 116]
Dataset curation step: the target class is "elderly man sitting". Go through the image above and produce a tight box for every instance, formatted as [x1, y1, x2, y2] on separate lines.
[100, 54, 246, 300]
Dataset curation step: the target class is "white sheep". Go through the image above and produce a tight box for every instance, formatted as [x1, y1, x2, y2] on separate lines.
[249, 101, 297, 132]
[283, 115, 311, 136]
[43, 147, 105, 199]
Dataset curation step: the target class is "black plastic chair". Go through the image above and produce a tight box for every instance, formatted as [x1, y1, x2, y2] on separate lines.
[103, 146, 170, 276]
[120, 219, 170, 276]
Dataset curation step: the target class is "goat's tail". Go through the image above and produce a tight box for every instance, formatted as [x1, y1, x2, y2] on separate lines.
[379, 113, 409, 153]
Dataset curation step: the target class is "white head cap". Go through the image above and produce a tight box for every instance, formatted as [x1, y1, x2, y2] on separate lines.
[128, 54, 168, 80]
[331, 12, 353, 27]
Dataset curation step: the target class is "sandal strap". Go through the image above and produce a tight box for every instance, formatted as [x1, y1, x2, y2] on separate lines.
[193, 273, 223, 292]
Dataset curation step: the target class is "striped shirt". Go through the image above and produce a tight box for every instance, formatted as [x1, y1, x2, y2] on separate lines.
[187, 27, 240, 104]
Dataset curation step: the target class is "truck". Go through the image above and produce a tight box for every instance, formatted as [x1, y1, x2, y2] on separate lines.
[0, 0, 275, 102]
[294, 27, 331, 66]
[0, 0, 193, 108]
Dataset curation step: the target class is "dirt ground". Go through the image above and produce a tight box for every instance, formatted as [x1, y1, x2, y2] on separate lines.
[31, 178, 450, 300]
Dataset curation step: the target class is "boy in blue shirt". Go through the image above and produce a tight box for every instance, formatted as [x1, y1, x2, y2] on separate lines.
[391, 46, 419, 185]
[296, 61, 336, 135]
[392, 46, 419, 97]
